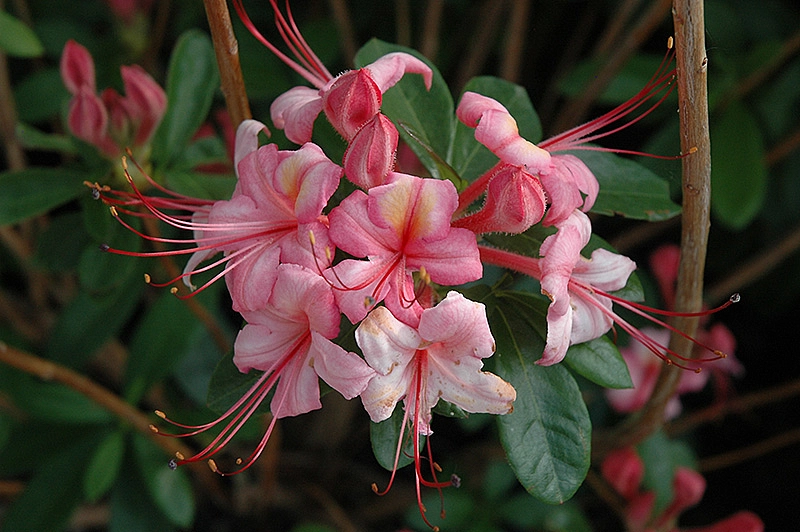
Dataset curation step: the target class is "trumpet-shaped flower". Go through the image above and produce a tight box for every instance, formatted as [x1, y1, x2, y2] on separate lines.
[356, 291, 516, 529]
[60, 40, 166, 159]
[326, 173, 482, 325]
[155, 263, 375, 475]
[98, 120, 340, 311]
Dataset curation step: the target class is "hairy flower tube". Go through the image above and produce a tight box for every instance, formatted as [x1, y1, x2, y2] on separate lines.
[233, 0, 432, 189]
[60, 39, 166, 159]
[325, 172, 482, 326]
[356, 291, 516, 530]
[153, 263, 375, 475]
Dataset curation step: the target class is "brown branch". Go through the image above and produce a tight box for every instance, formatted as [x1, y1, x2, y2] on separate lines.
[706, 221, 800, 305]
[453, 0, 505, 94]
[327, 0, 358, 66]
[0, 341, 227, 503]
[419, 0, 444, 61]
[550, 0, 671, 133]
[698, 427, 800, 473]
[394, 0, 411, 48]
[765, 124, 800, 167]
[204, 0, 252, 128]
[499, 0, 531, 83]
[594, 0, 712, 457]
[667, 376, 800, 437]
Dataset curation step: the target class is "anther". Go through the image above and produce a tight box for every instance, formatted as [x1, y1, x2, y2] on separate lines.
[433, 462, 442, 473]
[208, 459, 219, 473]
[308, 230, 316, 247]
[144, 273, 152, 284]
[121, 156, 128, 171]
[175, 452, 185, 461]
[371, 483, 379, 494]
[149, 424, 159, 433]
[363, 295, 376, 309]
[667, 36, 674, 49]
[236, 458, 243, 465]
[170, 287, 179, 295]
[694, 367, 702, 374]
[155, 410, 167, 419]
[109, 206, 119, 217]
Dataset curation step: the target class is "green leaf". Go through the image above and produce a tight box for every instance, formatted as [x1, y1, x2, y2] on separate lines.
[165, 170, 236, 201]
[452, 76, 543, 183]
[125, 290, 205, 404]
[84, 430, 125, 502]
[206, 348, 269, 415]
[637, 431, 697, 514]
[3, 372, 112, 424]
[370, 406, 419, 471]
[1, 433, 97, 532]
[563, 336, 633, 389]
[490, 304, 591, 504]
[0, 10, 44, 57]
[570, 150, 681, 221]
[110, 452, 177, 532]
[0, 168, 88, 225]
[33, 211, 91, 272]
[151, 30, 218, 169]
[355, 39, 455, 180]
[16, 123, 77, 154]
[132, 433, 195, 528]
[14, 68, 69, 123]
[710, 102, 767, 230]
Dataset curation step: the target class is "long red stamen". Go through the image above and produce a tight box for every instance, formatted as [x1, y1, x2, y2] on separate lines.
[232, 0, 331, 88]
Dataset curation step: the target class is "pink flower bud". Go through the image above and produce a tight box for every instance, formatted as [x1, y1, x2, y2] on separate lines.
[452, 165, 546, 235]
[600, 447, 644, 501]
[120, 65, 167, 145]
[322, 69, 382, 141]
[67, 89, 117, 157]
[687, 511, 764, 532]
[343, 113, 399, 189]
[60, 40, 96, 95]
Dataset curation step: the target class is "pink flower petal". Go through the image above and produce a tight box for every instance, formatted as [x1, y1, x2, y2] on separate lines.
[270, 86, 323, 144]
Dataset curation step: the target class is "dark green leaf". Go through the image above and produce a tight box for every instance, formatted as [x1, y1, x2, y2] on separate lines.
[0, 168, 87, 225]
[569, 150, 681, 221]
[165, 170, 236, 201]
[206, 349, 269, 415]
[110, 452, 177, 532]
[559, 54, 671, 106]
[33, 211, 91, 272]
[84, 430, 125, 502]
[151, 30, 219, 169]
[370, 406, 419, 471]
[16, 123, 77, 154]
[355, 39, 455, 180]
[638, 431, 697, 514]
[14, 68, 69, 123]
[452, 76, 543, 183]
[563, 336, 633, 389]
[125, 290, 204, 404]
[132, 433, 195, 528]
[3, 371, 112, 424]
[1, 434, 97, 532]
[0, 10, 44, 57]
[491, 305, 591, 504]
[710, 102, 767, 230]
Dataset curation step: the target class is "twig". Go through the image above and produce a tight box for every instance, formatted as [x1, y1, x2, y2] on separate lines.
[698, 427, 800, 473]
[453, 0, 505, 93]
[706, 222, 800, 305]
[550, 0, 671, 133]
[594, 0, 712, 457]
[394, 0, 411, 47]
[0, 341, 227, 503]
[499, 0, 531, 83]
[203, 0, 252, 128]
[667, 376, 800, 437]
[327, 0, 358, 66]
[765, 124, 800, 167]
[419, 0, 444, 61]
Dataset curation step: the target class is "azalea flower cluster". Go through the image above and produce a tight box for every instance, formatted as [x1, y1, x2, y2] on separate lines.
[82, 2, 740, 529]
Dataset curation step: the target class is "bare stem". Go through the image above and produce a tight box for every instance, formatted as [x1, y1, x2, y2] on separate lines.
[594, 0, 712, 456]
[203, 0, 252, 128]
[0, 341, 226, 502]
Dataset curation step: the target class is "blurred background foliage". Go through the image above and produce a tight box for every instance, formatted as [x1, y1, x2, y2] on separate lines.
[1, 0, 799, 530]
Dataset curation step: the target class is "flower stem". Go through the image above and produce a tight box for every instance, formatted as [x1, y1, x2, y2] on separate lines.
[595, 0, 712, 455]
[203, 0, 251, 128]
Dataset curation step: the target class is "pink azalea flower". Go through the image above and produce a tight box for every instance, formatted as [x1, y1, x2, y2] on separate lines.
[477, 210, 738, 367]
[233, 0, 432, 189]
[326, 172, 482, 326]
[455, 48, 678, 230]
[600, 448, 764, 532]
[97, 120, 340, 310]
[356, 291, 516, 529]
[155, 263, 376, 475]
[60, 40, 166, 159]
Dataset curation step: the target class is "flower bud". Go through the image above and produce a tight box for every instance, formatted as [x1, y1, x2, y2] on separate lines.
[343, 114, 399, 189]
[120, 65, 167, 145]
[60, 40, 95, 94]
[322, 69, 382, 141]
